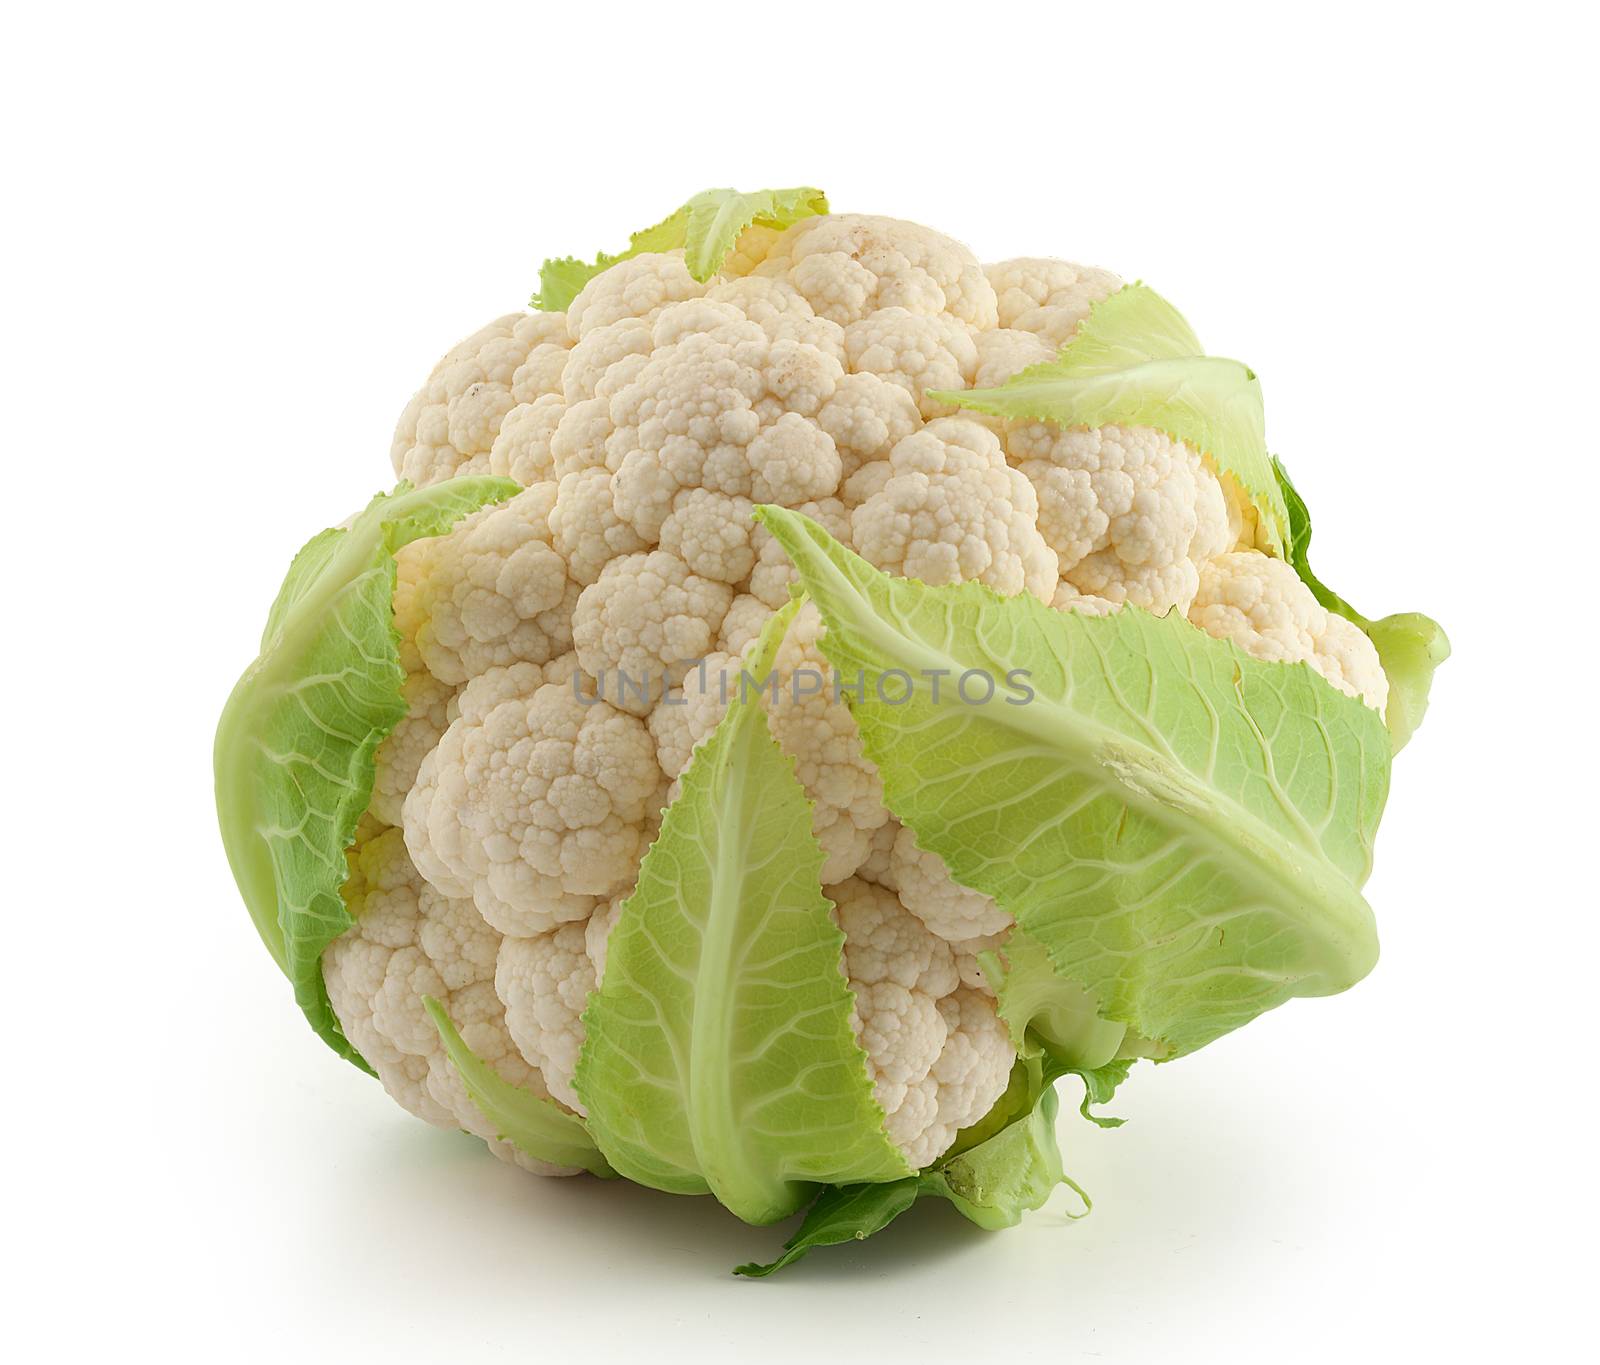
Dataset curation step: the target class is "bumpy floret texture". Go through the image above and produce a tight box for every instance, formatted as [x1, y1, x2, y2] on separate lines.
[329, 212, 1390, 1178]
[1188, 551, 1390, 709]
[831, 878, 1013, 1168]
[324, 823, 576, 1176]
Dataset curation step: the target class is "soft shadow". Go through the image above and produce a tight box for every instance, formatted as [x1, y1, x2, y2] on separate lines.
[323, 1050, 1310, 1302]
[333, 1121, 979, 1284]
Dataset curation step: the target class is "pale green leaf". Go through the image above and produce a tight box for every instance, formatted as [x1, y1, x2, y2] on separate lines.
[575, 600, 910, 1224]
[923, 1085, 1068, 1230]
[680, 186, 828, 281]
[755, 506, 1389, 1058]
[214, 477, 519, 1067]
[1067, 1058, 1133, 1129]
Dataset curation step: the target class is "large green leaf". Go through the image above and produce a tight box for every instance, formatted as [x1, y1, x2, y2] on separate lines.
[532, 186, 828, 310]
[425, 998, 615, 1178]
[214, 478, 518, 1067]
[574, 600, 911, 1224]
[1275, 458, 1449, 752]
[755, 506, 1389, 1058]
[933, 284, 1290, 554]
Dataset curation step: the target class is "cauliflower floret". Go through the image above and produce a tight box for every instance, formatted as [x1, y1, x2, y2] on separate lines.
[489, 393, 565, 487]
[647, 650, 743, 779]
[403, 680, 662, 934]
[852, 418, 1059, 602]
[766, 604, 891, 882]
[890, 824, 1013, 943]
[841, 459, 893, 507]
[718, 224, 787, 277]
[392, 313, 574, 486]
[816, 372, 922, 479]
[393, 483, 578, 686]
[1051, 581, 1120, 616]
[716, 594, 774, 655]
[750, 215, 998, 329]
[572, 550, 733, 715]
[548, 467, 649, 586]
[564, 251, 708, 339]
[657, 488, 758, 583]
[1009, 423, 1236, 614]
[605, 327, 846, 541]
[547, 397, 614, 479]
[494, 881, 631, 1116]
[703, 277, 846, 357]
[453, 654, 582, 721]
[855, 819, 902, 890]
[972, 327, 1056, 390]
[323, 826, 578, 1177]
[370, 670, 455, 827]
[831, 878, 1014, 1168]
[495, 921, 594, 1114]
[562, 319, 656, 403]
[850, 820, 1009, 996]
[1188, 551, 1390, 710]
[950, 933, 1005, 997]
[985, 258, 1122, 348]
[929, 989, 1016, 1138]
[842, 308, 978, 418]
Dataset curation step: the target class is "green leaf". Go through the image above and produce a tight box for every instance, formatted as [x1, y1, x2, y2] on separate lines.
[530, 201, 690, 312]
[680, 187, 829, 282]
[575, 599, 911, 1224]
[424, 998, 615, 1178]
[932, 284, 1290, 555]
[732, 1178, 921, 1278]
[735, 1066, 1074, 1276]
[1275, 458, 1449, 752]
[531, 186, 828, 310]
[214, 477, 519, 1068]
[755, 506, 1389, 1058]
[1055, 280, 1204, 369]
[1066, 1057, 1133, 1129]
[923, 1085, 1068, 1230]
[982, 926, 1127, 1071]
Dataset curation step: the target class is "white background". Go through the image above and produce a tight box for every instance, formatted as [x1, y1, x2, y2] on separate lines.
[8, 3, 1595, 1361]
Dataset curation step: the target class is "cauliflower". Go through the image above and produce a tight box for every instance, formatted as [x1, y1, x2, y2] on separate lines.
[219, 186, 1442, 1276]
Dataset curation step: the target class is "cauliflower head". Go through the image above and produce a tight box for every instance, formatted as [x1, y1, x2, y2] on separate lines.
[217, 186, 1444, 1275]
